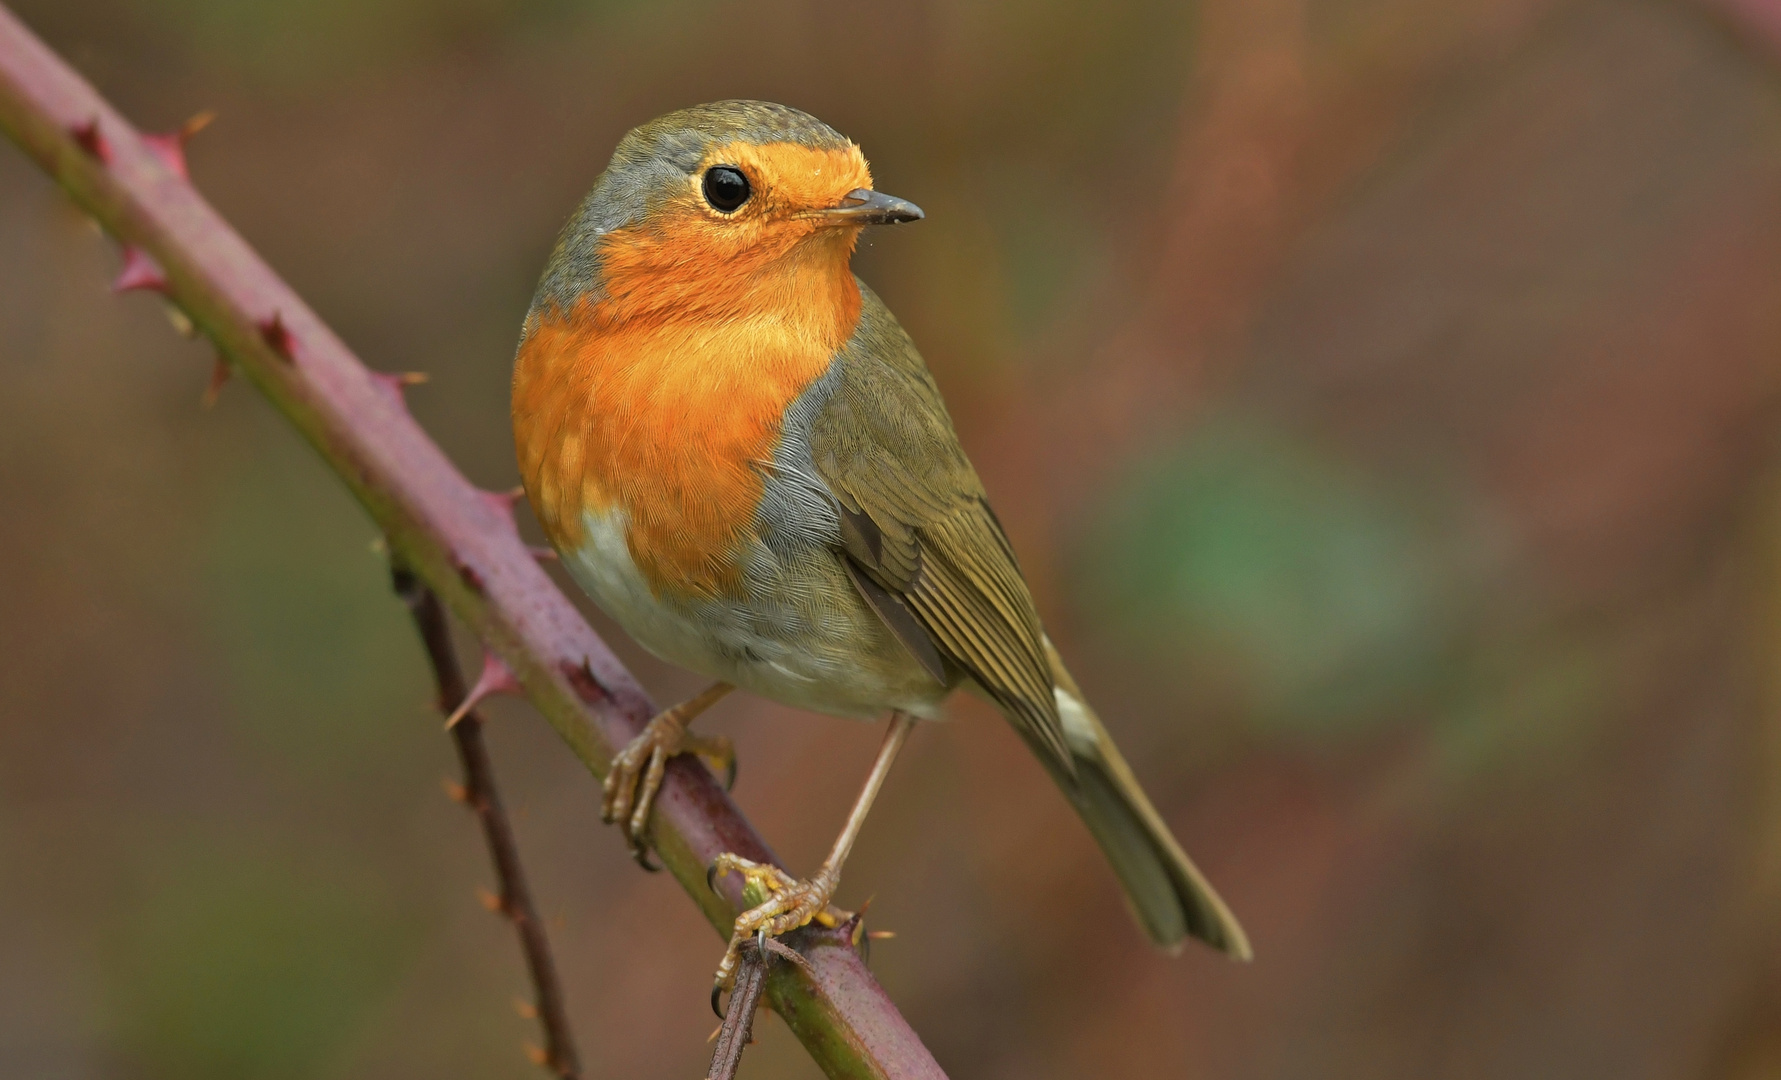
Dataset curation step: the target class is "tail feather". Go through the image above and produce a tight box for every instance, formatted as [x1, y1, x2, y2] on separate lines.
[1041, 638, 1252, 960]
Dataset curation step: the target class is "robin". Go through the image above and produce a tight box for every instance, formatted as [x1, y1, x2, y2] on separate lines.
[511, 100, 1250, 990]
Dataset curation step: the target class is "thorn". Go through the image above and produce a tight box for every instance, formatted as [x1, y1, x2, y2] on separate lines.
[369, 369, 428, 411]
[140, 132, 184, 177]
[444, 649, 522, 728]
[479, 485, 526, 523]
[478, 487, 543, 552]
[456, 489, 542, 578]
[258, 313, 293, 361]
[441, 777, 469, 803]
[140, 109, 214, 180]
[867, 930, 896, 939]
[531, 545, 559, 563]
[202, 352, 231, 407]
[513, 997, 539, 1019]
[112, 246, 167, 293]
[70, 118, 109, 163]
[369, 536, 387, 556]
[477, 887, 505, 913]
[560, 657, 608, 709]
[182, 109, 217, 140]
[523, 1044, 549, 1067]
[163, 303, 196, 338]
[708, 1022, 723, 1043]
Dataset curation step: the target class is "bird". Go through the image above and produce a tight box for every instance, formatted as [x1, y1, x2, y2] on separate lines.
[511, 100, 1250, 991]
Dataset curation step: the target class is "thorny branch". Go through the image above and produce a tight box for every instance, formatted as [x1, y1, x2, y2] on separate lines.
[395, 568, 580, 1079]
[0, 5, 944, 1079]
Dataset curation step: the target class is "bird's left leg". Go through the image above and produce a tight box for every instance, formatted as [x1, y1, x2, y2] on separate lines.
[709, 710, 917, 991]
[603, 682, 734, 857]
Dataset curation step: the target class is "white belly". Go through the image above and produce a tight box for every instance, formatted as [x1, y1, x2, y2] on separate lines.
[562, 506, 947, 720]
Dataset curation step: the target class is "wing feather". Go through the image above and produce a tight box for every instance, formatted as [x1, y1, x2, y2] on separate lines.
[811, 284, 1071, 769]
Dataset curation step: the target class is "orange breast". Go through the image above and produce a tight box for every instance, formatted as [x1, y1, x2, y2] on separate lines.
[513, 221, 862, 600]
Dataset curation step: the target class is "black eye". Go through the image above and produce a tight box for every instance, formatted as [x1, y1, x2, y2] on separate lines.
[702, 166, 751, 213]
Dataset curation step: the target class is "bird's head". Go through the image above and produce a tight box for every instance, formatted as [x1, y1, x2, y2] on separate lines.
[535, 100, 921, 325]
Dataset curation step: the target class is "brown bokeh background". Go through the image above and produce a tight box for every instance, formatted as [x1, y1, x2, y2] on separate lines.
[6, 0, 1781, 1076]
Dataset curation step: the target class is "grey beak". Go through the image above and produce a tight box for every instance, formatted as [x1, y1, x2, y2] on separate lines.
[822, 188, 924, 225]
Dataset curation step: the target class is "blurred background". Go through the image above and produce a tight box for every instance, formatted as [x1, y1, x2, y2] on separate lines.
[5, 0, 1781, 1076]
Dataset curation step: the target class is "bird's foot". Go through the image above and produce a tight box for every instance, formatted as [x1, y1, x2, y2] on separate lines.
[602, 703, 735, 861]
[709, 854, 848, 991]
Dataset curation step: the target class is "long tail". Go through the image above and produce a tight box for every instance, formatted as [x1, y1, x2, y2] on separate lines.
[1040, 638, 1252, 960]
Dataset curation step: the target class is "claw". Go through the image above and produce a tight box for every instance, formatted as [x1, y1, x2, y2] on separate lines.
[705, 854, 845, 988]
[707, 862, 721, 894]
[602, 685, 733, 856]
[711, 983, 727, 1020]
[632, 844, 661, 873]
[725, 753, 738, 792]
[628, 743, 669, 839]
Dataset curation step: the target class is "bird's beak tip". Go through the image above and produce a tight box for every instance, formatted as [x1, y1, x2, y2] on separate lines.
[825, 188, 923, 225]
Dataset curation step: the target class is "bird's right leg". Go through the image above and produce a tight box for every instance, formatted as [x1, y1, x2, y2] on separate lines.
[709, 710, 917, 992]
[603, 681, 734, 861]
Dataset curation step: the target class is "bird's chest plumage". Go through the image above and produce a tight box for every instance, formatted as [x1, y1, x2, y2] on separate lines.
[514, 306, 835, 595]
[513, 270, 945, 718]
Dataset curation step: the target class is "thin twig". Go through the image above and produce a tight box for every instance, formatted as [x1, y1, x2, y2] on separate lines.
[708, 941, 769, 1080]
[0, 6, 943, 1079]
[709, 936, 816, 1080]
[394, 567, 580, 1079]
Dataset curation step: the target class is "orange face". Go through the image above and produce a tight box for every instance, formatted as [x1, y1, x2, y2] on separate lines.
[593, 140, 876, 327]
[514, 140, 877, 600]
